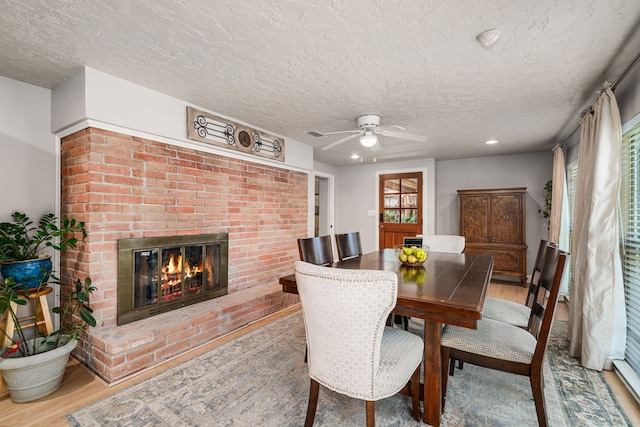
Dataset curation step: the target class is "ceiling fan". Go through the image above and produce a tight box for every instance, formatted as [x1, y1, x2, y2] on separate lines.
[320, 114, 428, 151]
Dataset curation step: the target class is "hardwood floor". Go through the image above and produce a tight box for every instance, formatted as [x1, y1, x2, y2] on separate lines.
[1, 283, 639, 426]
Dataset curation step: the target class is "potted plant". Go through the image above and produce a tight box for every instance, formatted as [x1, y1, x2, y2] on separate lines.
[0, 274, 96, 402]
[0, 212, 86, 288]
[538, 180, 553, 230]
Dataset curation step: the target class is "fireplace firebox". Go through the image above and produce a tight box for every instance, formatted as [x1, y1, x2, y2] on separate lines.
[117, 234, 228, 325]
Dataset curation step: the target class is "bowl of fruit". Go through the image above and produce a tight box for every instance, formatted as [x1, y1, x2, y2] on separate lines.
[395, 244, 430, 266]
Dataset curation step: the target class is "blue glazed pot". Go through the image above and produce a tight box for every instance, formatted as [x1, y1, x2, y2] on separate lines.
[0, 257, 53, 289]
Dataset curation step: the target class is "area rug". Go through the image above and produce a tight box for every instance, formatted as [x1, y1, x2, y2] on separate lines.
[66, 311, 631, 426]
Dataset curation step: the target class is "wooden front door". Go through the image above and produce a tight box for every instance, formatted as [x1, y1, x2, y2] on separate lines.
[378, 172, 423, 249]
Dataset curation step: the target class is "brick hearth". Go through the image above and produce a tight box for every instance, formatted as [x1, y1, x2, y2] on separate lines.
[59, 127, 305, 383]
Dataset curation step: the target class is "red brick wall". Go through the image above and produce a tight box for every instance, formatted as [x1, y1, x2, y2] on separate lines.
[59, 127, 306, 381]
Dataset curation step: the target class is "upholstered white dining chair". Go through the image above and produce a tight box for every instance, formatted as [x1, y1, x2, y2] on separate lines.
[294, 261, 423, 427]
[417, 234, 466, 253]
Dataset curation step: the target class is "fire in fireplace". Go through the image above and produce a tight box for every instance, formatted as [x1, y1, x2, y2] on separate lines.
[117, 233, 228, 325]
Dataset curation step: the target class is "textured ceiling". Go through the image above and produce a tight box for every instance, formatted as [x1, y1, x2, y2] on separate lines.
[1, 0, 640, 166]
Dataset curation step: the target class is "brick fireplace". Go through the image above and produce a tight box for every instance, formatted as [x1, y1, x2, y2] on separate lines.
[59, 127, 305, 383]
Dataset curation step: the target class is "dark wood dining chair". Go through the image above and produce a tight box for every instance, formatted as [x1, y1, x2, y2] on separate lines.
[297, 235, 334, 266]
[297, 235, 334, 362]
[440, 246, 568, 427]
[335, 232, 362, 262]
[449, 240, 557, 375]
[482, 239, 556, 329]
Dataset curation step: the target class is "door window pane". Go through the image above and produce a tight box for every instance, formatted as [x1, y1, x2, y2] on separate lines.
[402, 193, 417, 208]
[384, 179, 400, 193]
[401, 178, 418, 193]
[402, 209, 417, 223]
[384, 195, 400, 208]
[384, 209, 399, 223]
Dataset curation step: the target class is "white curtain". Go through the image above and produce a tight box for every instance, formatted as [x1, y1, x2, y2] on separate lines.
[550, 145, 571, 295]
[569, 85, 627, 370]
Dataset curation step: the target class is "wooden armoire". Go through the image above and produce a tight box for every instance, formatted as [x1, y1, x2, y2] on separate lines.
[458, 187, 528, 285]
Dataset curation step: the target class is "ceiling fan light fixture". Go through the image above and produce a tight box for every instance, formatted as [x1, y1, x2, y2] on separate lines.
[359, 131, 378, 148]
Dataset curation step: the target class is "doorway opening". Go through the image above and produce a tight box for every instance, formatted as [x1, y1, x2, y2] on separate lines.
[313, 172, 334, 241]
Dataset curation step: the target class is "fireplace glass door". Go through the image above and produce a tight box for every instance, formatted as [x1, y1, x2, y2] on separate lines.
[118, 234, 228, 325]
[133, 243, 222, 309]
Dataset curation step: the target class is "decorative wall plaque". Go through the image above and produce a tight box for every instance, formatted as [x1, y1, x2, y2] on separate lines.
[186, 107, 284, 162]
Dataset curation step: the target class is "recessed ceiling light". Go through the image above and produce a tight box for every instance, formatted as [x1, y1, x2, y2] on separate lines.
[350, 153, 360, 159]
[485, 139, 499, 145]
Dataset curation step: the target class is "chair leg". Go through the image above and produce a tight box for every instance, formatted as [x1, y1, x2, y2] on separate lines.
[365, 400, 375, 427]
[304, 343, 308, 363]
[441, 346, 450, 411]
[305, 378, 320, 427]
[448, 358, 463, 375]
[410, 365, 421, 421]
[530, 370, 548, 427]
[403, 315, 409, 331]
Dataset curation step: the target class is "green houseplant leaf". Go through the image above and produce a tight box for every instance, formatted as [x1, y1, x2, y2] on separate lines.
[1, 274, 97, 357]
[0, 211, 94, 357]
[0, 212, 86, 262]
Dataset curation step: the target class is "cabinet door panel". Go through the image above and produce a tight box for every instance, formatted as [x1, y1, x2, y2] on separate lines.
[464, 246, 523, 274]
[490, 194, 523, 244]
[460, 195, 488, 242]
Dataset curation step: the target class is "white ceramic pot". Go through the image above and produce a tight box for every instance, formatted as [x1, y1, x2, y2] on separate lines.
[0, 337, 77, 403]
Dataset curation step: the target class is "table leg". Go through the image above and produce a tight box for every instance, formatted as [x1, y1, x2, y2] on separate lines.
[422, 319, 442, 425]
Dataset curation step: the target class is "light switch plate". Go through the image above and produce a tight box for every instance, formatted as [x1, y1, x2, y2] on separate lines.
[367, 210, 375, 216]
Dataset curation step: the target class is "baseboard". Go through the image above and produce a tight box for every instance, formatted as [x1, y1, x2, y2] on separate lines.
[612, 359, 640, 405]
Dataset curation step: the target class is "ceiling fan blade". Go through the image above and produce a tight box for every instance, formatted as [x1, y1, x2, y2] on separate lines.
[321, 133, 361, 150]
[322, 129, 361, 136]
[379, 130, 428, 142]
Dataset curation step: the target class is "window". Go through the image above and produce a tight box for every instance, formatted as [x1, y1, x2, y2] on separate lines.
[383, 177, 419, 224]
[566, 161, 578, 292]
[620, 120, 640, 376]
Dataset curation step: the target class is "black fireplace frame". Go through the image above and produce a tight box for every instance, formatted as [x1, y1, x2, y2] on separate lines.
[117, 233, 228, 325]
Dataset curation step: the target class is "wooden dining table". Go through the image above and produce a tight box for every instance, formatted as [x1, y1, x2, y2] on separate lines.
[279, 248, 494, 426]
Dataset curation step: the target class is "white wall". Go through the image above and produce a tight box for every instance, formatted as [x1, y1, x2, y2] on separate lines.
[0, 76, 55, 220]
[436, 151, 553, 276]
[334, 158, 436, 253]
[0, 76, 57, 314]
[52, 67, 314, 173]
[617, 60, 640, 127]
